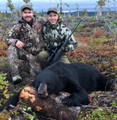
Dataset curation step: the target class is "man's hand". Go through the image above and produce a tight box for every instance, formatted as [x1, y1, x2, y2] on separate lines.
[16, 40, 24, 48]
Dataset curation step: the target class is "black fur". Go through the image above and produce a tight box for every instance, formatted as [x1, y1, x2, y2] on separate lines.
[0, 91, 21, 112]
[0, 62, 113, 111]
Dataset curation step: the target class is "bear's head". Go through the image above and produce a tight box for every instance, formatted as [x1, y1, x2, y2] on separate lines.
[35, 70, 61, 97]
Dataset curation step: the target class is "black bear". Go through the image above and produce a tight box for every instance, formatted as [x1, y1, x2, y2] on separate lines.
[0, 62, 113, 112]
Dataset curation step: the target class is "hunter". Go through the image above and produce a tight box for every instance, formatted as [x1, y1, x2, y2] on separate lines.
[37, 7, 77, 63]
[5, 4, 45, 84]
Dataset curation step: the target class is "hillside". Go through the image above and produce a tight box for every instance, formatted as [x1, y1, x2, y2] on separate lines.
[0, 14, 117, 120]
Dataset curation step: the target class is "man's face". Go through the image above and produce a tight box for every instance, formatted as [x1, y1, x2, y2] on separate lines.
[47, 12, 59, 24]
[21, 9, 33, 22]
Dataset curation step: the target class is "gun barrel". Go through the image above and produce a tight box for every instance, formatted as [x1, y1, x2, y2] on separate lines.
[48, 19, 82, 63]
[53, 49, 64, 62]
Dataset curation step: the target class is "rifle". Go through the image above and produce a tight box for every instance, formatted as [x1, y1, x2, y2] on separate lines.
[47, 19, 82, 63]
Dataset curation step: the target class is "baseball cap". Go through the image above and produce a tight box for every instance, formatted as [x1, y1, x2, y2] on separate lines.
[47, 7, 58, 14]
[21, 4, 33, 11]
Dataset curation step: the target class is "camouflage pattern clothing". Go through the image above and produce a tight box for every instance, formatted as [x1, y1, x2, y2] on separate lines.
[43, 20, 77, 51]
[42, 19, 77, 63]
[6, 16, 45, 77]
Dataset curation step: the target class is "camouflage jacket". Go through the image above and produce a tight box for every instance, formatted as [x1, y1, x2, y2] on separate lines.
[43, 20, 77, 52]
[5, 16, 45, 55]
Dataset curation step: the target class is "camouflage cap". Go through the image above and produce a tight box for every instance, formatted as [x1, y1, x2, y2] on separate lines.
[47, 7, 58, 14]
[21, 4, 33, 11]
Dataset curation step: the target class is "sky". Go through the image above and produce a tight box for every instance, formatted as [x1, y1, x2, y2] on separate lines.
[0, 0, 116, 12]
[0, 0, 97, 3]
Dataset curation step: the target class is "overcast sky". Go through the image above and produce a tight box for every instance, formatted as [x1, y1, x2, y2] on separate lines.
[0, 0, 98, 12]
[1, 0, 97, 3]
[0, 0, 116, 12]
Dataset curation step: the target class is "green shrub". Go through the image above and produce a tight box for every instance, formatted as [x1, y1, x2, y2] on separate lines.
[113, 20, 117, 25]
[77, 108, 117, 120]
[0, 73, 9, 100]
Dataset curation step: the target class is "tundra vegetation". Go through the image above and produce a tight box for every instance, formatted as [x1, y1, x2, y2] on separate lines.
[0, 0, 117, 119]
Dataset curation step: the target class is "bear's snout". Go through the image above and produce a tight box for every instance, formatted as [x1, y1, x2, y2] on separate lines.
[38, 83, 48, 97]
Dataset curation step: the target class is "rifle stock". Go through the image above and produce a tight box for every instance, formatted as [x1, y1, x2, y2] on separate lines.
[47, 19, 82, 63]
[47, 43, 61, 62]
[52, 48, 64, 62]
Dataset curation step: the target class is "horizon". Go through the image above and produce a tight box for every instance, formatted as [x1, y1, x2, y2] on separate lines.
[0, 0, 117, 13]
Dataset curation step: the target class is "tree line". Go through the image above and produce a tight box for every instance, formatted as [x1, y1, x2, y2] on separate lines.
[0, 0, 116, 18]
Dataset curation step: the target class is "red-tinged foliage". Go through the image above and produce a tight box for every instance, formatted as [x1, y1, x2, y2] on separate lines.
[93, 28, 104, 38]
[0, 17, 117, 120]
[0, 41, 8, 50]
[78, 27, 92, 32]
[68, 42, 117, 77]
[75, 36, 91, 42]
[0, 50, 8, 57]
[0, 41, 8, 57]
[97, 64, 103, 71]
